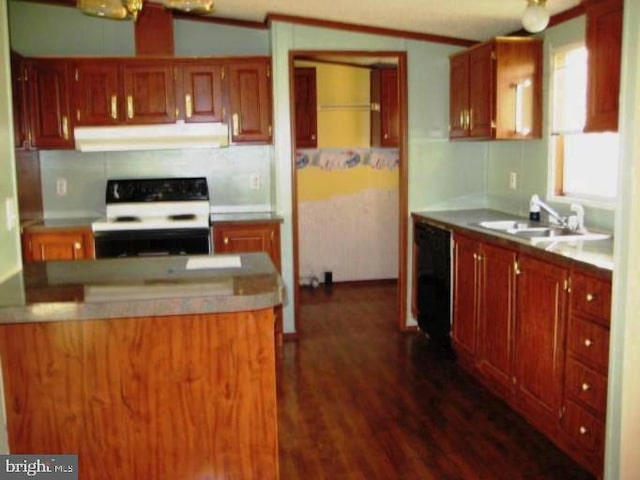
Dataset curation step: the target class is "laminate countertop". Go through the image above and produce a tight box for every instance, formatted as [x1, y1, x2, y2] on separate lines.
[0, 252, 284, 325]
[412, 209, 614, 274]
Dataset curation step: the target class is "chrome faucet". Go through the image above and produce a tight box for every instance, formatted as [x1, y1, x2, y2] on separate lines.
[529, 194, 569, 228]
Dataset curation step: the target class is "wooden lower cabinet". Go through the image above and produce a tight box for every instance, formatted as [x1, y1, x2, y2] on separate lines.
[513, 255, 568, 435]
[451, 233, 611, 477]
[22, 228, 95, 262]
[453, 234, 517, 397]
[213, 221, 282, 344]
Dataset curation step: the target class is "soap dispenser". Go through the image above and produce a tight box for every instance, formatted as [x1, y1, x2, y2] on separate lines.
[529, 194, 541, 222]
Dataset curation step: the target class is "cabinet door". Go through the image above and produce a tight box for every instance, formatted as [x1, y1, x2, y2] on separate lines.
[26, 59, 74, 149]
[123, 62, 175, 124]
[476, 243, 517, 396]
[452, 235, 479, 359]
[514, 255, 567, 429]
[181, 62, 226, 123]
[228, 59, 272, 143]
[294, 67, 317, 148]
[380, 68, 399, 147]
[11, 53, 28, 149]
[213, 223, 280, 270]
[449, 53, 469, 139]
[73, 60, 121, 125]
[24, 230, 94, 262]
[371, 68, 399, 147]
[584, 0, 623, 132]
[468, 42, 494, 139]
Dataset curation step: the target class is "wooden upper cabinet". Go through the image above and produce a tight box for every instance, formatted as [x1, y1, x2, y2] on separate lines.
[10, 52, 28, 149]
[449, 37, 542, 141]
[449, 54, 469, 139]
[73, 60, 121, 126]
[468, 43, 493, 139]
[584, 0, 623, 132]
[370, 67, 399, 147]
[514, 255, 567, 430]
[122, 61, 176, 124]
[179, 61, 226, 123]
[294, 67, 317, 148]
[228, 58, 272, 143]
[26, 59, 74, 149]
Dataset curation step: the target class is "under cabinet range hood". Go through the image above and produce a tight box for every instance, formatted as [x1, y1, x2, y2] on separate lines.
[74, 121, 229, 152]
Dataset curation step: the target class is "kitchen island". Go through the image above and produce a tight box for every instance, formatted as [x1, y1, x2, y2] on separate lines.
[0, 253, 284, 480]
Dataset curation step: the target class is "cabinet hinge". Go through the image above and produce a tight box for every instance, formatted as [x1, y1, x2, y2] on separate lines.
[74, 68, 79, 82]
[513, 260, 521, 276]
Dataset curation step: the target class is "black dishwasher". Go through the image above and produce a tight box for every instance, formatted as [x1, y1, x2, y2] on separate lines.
[414, 222, 452, 349]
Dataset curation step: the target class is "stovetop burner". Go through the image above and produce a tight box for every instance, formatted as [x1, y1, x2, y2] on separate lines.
[114, 216, 140, 222]
[169, 214, 197, 221]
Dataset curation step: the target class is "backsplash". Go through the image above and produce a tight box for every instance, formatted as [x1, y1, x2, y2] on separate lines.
[39, 146, 273, 218]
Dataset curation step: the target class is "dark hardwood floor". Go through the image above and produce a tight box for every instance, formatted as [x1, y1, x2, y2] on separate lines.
[276, 281, 594, 480]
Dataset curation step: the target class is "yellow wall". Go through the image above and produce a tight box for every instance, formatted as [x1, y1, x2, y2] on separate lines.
[297, 164, 398, 202]
[296, 61, 370, 148]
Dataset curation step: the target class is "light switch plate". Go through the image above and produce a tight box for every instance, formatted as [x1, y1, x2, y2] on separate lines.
[509, 172, 518, 190]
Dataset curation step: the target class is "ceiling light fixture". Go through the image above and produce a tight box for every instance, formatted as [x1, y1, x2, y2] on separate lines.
[522, 0, 550, 33]
[77, 0, 214, 21]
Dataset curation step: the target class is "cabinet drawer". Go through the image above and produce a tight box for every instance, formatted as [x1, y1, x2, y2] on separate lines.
[567, 316, 609, 373]
[562, 399, 604, 453]
[565, 357, 607, 414]
[571, 273, 611, 324]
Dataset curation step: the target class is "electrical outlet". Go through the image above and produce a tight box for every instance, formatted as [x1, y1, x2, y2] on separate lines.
[56, 178, 67, 196]
[509, 172, 518, 190]
[249, 173, 262, 190]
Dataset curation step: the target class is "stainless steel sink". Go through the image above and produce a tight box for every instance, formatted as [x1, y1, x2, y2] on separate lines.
[476, 220, 610, 242]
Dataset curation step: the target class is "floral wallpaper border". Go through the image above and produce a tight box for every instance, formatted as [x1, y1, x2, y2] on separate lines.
[296, 148, 399, 171]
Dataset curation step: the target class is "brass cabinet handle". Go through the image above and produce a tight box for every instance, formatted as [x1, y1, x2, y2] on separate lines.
[469, 108, 474, 131]
[384, 133, 389, 139]
[111, 95, 118, 120]
[73, 242, 81, 250]
[584, 338, 593, 347]
[224, 237, 229, 245]
[586, 293, 595, 302]
[222, 106, 226, 120]
[232, 113, 239, 136]
[459, 110, 464, 129]
[185, 94, 193, 118]
[581, 382, 591, 392]
[62, 116, 69, 140]
[579, 426, 588, 435]
[127, 95, 134, 119]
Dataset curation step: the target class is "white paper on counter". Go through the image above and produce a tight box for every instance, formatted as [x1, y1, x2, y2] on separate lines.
[186, 256, 242, 270]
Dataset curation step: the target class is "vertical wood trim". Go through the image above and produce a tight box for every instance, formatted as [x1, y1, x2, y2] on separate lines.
[134, 3, 174, 56]
[397, 51, 409, 331]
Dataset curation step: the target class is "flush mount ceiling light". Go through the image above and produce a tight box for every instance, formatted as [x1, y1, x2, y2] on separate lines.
[77, 0, 214, 21]
[522, 0, 550, 33]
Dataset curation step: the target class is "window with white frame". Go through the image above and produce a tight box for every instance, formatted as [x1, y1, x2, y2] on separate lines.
[551, 44, 619, 202]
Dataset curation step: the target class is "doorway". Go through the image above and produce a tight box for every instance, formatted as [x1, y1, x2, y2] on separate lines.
[288, 50, 409, 335]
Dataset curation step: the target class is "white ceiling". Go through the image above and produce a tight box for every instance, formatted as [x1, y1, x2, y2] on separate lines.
[207, 0, 582, 42]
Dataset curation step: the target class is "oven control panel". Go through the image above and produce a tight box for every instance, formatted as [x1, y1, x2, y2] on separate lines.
[106, 177, 209, 203]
